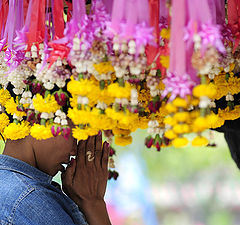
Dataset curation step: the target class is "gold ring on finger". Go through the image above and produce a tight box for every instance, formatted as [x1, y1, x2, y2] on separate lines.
[86, 151, 95, 162]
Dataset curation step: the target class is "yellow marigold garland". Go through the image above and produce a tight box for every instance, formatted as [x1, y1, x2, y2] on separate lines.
[172, 137, 188, 148]
[4, 121, 30, 140]
[67, 76, 95, 96]
[107, 82, 132, 99]
[33, 94, 60, 113]
[0, 113, 9, 132]
[72, 127, 99, 141]
[30, 124, 53, 140]
[93, 61, 115, 74]
[192, 136, 209, 147]
[115, 135, 133, 146]
[0, 89, 11, 106]
[5, 97, 26, 117]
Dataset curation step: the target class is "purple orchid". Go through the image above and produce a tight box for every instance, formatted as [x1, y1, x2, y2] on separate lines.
[135, 22, 155, 47]
[199, 23, 225, 53]
[162, 72, 195, 101]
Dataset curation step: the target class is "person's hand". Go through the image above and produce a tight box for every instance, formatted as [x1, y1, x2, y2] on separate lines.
[61, 133, 111, 225]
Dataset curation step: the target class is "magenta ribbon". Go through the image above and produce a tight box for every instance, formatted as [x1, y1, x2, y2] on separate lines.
[14, 0, 33, 51]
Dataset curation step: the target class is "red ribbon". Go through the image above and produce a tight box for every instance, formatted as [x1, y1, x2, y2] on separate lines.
[146, 0, 160, 68]
[52, 0, 64, 39]
[26, 0, 46, 48]
[228, 0, 240, 52]
[0, 0, 9, 38]
[23, 0, 30, 20]
[146, 0, 168, 77]
[47, 43, 70, 67]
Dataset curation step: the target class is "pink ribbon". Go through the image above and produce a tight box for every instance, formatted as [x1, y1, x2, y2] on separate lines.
[169, 0, 186, 76]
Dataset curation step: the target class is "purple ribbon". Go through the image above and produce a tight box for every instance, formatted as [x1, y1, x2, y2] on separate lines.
[3, 0, 24, 50]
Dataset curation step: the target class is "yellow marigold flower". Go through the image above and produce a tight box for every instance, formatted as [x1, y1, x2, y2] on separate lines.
[160, 28, 170, 39]
[93, 61, 115, 74]
[172, 137, 188, 148]
[206, 113, 219, 128]
[165, 103, 177, 113]
[115, 135, 132, 146]
[164, 116, 177, 126]
[67, 76, 95, 96]
[72, 127, 89, 140]
[4, 121, 30, 140]
[173, 112, 189, 122]
[192, 136, 209, 147]
[137, 117, 149, 129]
[158, 81, 165, 91]
[72, 127, 98, 141]
[89, 109, 114, 130]
[192, 117, 208, 132]
[209, 116, 225, 129]
[0, 89, 11, 106]
[172, 97, 188, 108]
[190, 110, 200, 119]
[173, 124, 190, 134]
[112, 127, 131, 136]
[30, 124, 53, 140]
[218, 105, 240, 121]
[70, 95, 78, 108]
[0, 113, 9, 132]
[88, 88, 114, 106]
[86, 127, 99, 136]
[68, 108, 93, 125]
[164, 129, 177, 140]
[107, 82, 132, 99]
[193, 84, 217, 99]
[160, 55, 169, 68]
[33, 94, 60, 113]
[190, 98, 200, 106]
[155, 104, 168, 119]
[105, 108, 138, 127]
[5, 98, 26, 117]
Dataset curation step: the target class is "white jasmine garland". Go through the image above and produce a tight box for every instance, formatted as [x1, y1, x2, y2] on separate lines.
[61, 119, 68, 126]
[13, 114, 23, 121]
[41, 112, 49, 119]
[54, 117, 61, 124]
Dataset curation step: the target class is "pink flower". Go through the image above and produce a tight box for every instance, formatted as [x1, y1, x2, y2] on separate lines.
[145, 135, 154, 148]
[154, 134, 162, 152]
[51, 125, 61, 137]
[54, 92, 67, 106]
[62, 127, 71, 140]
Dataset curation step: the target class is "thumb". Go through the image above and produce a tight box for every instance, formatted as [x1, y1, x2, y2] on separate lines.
[61, 158, 77, 188]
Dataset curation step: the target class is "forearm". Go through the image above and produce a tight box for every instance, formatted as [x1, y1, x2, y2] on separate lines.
[78, 200, 112, 225]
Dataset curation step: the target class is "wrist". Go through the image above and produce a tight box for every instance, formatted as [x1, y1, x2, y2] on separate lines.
[77, 199, 106, 210]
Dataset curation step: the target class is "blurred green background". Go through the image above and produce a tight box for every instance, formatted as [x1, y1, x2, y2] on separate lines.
[106, 130, 240, 225]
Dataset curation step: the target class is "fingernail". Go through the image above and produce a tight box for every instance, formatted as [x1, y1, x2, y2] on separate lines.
[98, 130, 102, 136]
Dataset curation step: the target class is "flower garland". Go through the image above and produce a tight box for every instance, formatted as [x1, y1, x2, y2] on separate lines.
[0, 0, 239, 156]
